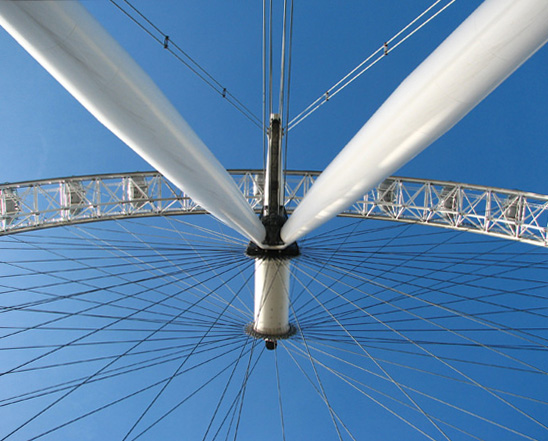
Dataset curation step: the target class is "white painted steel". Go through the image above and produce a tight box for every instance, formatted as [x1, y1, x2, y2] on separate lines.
[0, 1, 266, 245]
[253, 259, 291, 336]
[281, 0, 548, 245]
[3, 172, 548, 246]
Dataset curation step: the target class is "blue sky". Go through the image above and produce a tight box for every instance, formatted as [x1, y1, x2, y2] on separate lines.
[1, 1, 546, 193]
[0, 1, 547, 440]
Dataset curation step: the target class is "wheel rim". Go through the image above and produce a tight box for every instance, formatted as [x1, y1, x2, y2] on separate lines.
[1, 1, 547, 439]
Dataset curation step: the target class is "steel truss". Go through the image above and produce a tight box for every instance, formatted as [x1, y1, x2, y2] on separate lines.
[1, 171, 547, 246]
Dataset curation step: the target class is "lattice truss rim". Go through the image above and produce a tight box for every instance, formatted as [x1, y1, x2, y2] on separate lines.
[1, 170, 547, 246]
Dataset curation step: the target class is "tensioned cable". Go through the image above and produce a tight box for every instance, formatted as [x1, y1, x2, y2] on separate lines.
[162, 216, 253, 316]
[0, 229, 248, 336]
[0, 325, 241, 334]
[296, 225, 457, 326]
[296, 258, 548, 362]
[126, 341, 256, 441]
[301, 253, 548, 324]
[312, 339, 548, 385]
[208, 343, 264, 441]
[281, 337, 357, 441]
[0, 307, 240, 339]
[205, 350, 256, 441]
[76, 219, 249, 305]
[104, 220, 252, 322]
[290, 342, 546, 409]
[291, 263, 548, 431]
[2, 235, 543, 438]
[278, 0, 289, 120]
[1, 258, 252, 441]
[305, 326, 548, 338]
[300, 227, 547, 328]
[292, 220, 363, 311]
[109, 0, 263, 130]
[264, 0, 294, 183]
[0, 262, 214, 317]
[286, 342, 490, 441]
[119, 256, 253, 441]
[5, 340, 247, 401]
[0, 232, 231, 250]
[344, 264, 548, 324]
[287, 0, 456, 131]
[289, 303, 349, 440]
[298, 220, 407, 264]
[275, 348, 287, 441]
[1, 338, 245, 408]
[0, 254, 219, 281]
[0, 234, 247, 328]
[157, 217, 248, 248]
[304, 248, 548, 344]
[0, 334, 254, 354]
[284, 341, 392, 437]
[75, 216, 247, 248]
[282, 0, 295, 174]
[300, 331, 547, 353]
[290, 267, 546, 438]
[231, 337, 258, 441]
[304, 230, 475, 251]
[309, 251, 548, 332]
[291, 342, 519, 441]
[294, 223, 414, 318]
[0, 246, 239, 299]
[268, 0, 274, 119]
[300, 223, 448, 249]
[291, 269, 451, 441]
[3, 337, 243, 379]
[201, 337, 251, 440]
[263, 0, 268, 169]
[0, 259, 247, 379]
[27, 339, 253, 441]
[307, 306, 548, 340]
[302, 254, 548, 291]
[312, 251, 548, 277]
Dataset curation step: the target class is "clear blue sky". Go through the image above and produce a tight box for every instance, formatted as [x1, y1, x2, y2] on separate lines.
[1, 1, 547, 193]
[0, 1, 547, 440]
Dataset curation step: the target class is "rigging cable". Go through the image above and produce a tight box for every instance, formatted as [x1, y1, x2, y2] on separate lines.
[287, 0, 456, 131]
[278, 0, 289, 119]
[262, 0, 267, 169]
[268, 0, 274, 119]
[109, 0, 263, 130]
[283, 0, 295, 189]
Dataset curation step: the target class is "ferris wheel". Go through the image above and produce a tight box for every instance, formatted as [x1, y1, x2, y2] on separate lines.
[0, 1, 547, 440]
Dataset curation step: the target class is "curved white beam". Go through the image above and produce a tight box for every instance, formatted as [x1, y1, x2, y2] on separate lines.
[0, 1, 265, 245]
[281, 0, 548, 245]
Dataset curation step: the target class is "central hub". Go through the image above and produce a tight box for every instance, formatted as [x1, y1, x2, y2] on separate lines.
[245, 255, 297, 350]
[244, 113, 298, 350]
[245, 221, 299, 350]
[246, 213, 300, 258]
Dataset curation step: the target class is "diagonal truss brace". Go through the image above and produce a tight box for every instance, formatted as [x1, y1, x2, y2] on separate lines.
[1, 171, 547, 247]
